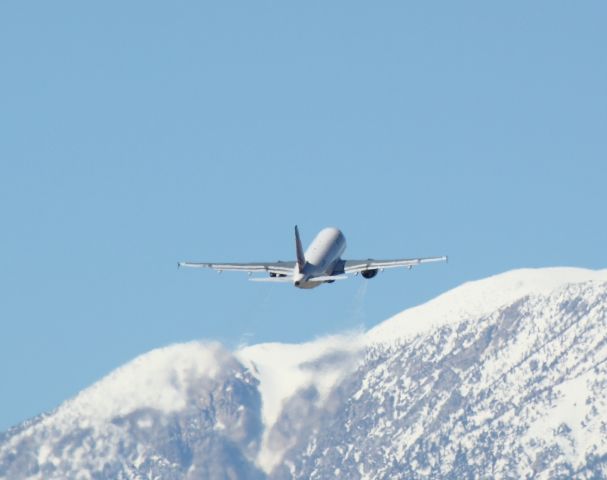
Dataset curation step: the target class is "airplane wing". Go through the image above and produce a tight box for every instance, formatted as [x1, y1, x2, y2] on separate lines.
[178, 261, 295, 275]
[341, 255, 447, 274]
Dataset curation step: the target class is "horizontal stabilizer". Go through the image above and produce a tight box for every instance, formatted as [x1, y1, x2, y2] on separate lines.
[249, 276, 294, 283]
[307, 275, 349, 282]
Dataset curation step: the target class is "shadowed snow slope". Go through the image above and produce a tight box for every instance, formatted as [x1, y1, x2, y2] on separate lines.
[2, 267, 607, 479]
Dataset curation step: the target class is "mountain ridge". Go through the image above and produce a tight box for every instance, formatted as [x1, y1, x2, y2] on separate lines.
[2, 267, 607, 479]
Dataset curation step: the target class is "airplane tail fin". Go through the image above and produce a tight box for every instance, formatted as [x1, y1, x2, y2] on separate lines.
[295, 225, 306, 273]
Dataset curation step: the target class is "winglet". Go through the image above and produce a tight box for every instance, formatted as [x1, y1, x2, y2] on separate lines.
[295, 225, 306, 273]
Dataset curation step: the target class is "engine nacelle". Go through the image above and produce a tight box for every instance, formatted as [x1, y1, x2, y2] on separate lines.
[361, 268, 378, 279]
[269, 272, 287, 278]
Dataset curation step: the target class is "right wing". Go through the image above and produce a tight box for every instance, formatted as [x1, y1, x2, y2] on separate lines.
[178, 261, 295, 276]
[341, 256, 447, 274]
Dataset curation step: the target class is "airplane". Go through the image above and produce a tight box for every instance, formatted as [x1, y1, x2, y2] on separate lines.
[178, 226, 447, 289]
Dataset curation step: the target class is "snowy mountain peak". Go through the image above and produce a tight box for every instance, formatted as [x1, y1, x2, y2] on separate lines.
[2, 267, 607, 479]
[57, 341, 230, 424]
[367, 266, 607, 344]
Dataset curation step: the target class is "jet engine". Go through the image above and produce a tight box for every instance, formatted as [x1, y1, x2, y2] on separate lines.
[361, 268, 378, 279]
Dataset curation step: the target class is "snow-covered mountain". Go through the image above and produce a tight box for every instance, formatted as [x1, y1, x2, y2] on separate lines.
[2, 267, 607, 479]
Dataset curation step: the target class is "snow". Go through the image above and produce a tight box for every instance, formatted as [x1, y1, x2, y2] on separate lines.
[4, 266, 607, 479]
[53, 341, 226, 424]
[367, 267, 607, 344]
[236, 331, 365, 472]
[237, 332, 365, 429]
[231, 267, 607, 473]
[37, 444, 51, 466]
[38, 267, 607, 436]
[525, 371, 597, 467]
[238, 267, 607, 448]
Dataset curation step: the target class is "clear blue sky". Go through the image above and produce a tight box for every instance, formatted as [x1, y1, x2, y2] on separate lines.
[1, 1, 605, 431]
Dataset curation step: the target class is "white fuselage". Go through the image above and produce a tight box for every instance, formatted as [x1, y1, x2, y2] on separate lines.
[293, 227, 347, 289]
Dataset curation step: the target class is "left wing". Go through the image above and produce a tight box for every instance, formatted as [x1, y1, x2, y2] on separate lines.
[178, 261, 295, 275]
[340, 256, 447, 274]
